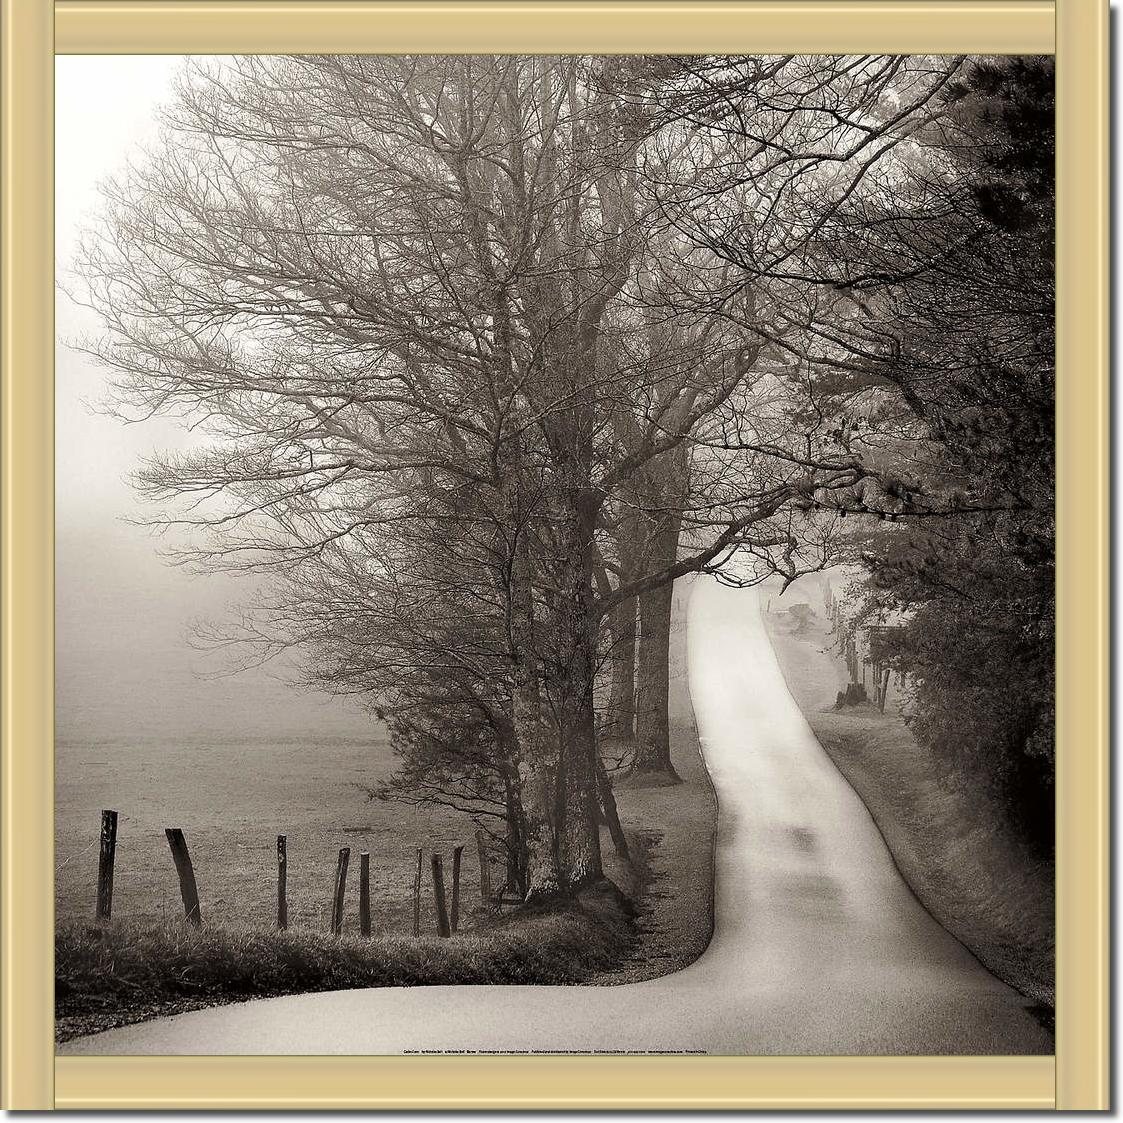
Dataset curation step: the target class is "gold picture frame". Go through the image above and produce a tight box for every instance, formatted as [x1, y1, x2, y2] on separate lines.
[1, 0, 1107, 1109]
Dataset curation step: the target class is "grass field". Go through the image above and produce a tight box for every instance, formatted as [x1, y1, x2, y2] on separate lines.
[55, 732, 483, 939]
[55, 579, 717, 1040]
[763, 587, 1054, 1014]
[57, 580, 716, 953]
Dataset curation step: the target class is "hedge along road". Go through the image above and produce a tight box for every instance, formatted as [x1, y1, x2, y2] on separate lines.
[61, 575, 1053, 1057]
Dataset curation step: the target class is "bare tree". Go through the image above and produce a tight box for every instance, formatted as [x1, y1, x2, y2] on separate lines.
[76, 53, 970, 898]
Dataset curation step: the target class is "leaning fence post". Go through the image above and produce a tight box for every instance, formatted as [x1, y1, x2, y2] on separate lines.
[450, 844, 464, 933]
[276, 835, 288, 930]
[475, 829, 491, 902]
[164, 828, 202, 927]
[412, 847, 422, 937]
[95, 809, 118, 922]
[431, 853, 451, 938]
[359, 851, 371, 938]
[330, 847, 350, 936]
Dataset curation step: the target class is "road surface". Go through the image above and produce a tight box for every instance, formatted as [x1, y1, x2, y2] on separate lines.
[61, 577, 1052, 1056]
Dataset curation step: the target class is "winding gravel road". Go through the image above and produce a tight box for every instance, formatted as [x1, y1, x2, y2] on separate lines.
[61, 576, 1052, 1056]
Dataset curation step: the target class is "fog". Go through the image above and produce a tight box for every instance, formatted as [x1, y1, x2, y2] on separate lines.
[56, 56, 372, 743]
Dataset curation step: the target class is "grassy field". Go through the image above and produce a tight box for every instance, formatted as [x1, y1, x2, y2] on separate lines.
[55, 729, 647, 1041]
[55, 578, 717, 1039]
[763, 591, 1054, 1014]
[57, 579, 716, 953]
[56, 732, 485, 939]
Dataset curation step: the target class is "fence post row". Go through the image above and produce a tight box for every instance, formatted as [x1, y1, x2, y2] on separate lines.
[431, 852, 451, 938]
[95, 809, 118, 922]
[164, 828, 203, 928]
[330, 847, 350, 936]
[94, 820, 480, 939]
[359, 850, 372, 938]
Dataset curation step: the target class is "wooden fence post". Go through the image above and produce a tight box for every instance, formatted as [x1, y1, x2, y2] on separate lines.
[450, 845, 463, 933]
[412, 847, 422, 937]
[164, 828, 202, 927]
[276, 835, 288, 930]
[475, 830, 491, 902]
[95, 809, 118, 922]
[431, 853, 451, 938]
[330, 847, 350, 936]
[359, 851, 371, 938]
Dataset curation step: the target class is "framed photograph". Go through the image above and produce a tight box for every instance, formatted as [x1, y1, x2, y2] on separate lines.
[1, 0, 1107, 1109]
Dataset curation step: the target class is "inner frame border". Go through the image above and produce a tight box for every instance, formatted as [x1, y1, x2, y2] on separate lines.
[1, 0, 1105, 1110]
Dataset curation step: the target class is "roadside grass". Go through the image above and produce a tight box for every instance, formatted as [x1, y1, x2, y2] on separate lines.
[766, 608, 1054, 1015]
[56, 882, 635, 1043]
[809, 711, 1054, 1011]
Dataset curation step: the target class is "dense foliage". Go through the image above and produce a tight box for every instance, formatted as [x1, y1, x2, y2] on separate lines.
[836, 58, 1055, 851]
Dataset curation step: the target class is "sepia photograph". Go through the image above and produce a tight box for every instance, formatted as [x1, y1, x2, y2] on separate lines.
[53, 51, 1056, 1057]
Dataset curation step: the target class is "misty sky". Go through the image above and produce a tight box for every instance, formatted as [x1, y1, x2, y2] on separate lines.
[56, 56, 372, 743]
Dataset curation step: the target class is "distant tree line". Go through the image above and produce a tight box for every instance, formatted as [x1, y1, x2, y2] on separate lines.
[77, 53, 1054, 897]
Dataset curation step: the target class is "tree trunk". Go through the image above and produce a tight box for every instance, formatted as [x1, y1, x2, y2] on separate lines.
[596, 754, 630, 859]
[502, 769, 528, 897]
[604, 510, 641, 740]
[553, 493, 605, 892]
[514, 678, 560, 900]
[508, 522, 561, 903]
[558, 700, 602, 889]
[605, 594, 638, 739]
[633, 515, 682, 780]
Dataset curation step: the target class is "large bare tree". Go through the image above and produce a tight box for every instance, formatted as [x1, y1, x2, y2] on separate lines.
[78, 53, 963, 898]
